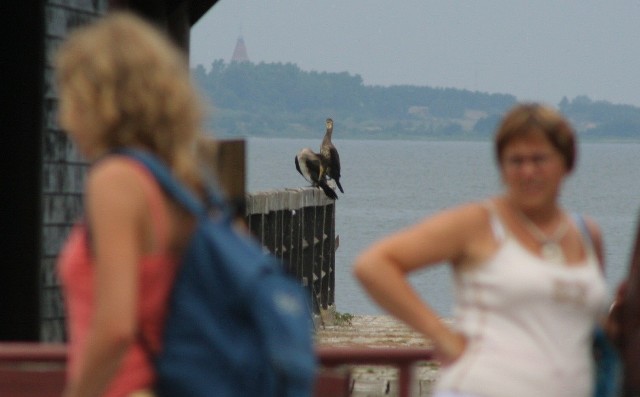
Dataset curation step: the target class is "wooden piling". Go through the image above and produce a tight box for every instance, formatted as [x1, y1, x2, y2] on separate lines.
[245, 188, 336, 314]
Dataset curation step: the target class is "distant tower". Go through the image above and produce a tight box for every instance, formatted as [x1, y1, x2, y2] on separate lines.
[231, 36, 250, 63]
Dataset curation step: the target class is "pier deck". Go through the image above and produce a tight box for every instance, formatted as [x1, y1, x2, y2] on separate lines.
[315, 315, 440, 397]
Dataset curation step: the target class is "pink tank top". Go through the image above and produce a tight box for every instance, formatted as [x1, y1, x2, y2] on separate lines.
[57, 159, 179, 397]
[435, 205, 609, 397]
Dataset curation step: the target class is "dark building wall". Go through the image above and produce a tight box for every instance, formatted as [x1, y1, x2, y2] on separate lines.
[40, 0, 109, 342]
[0, 2, 46, 342]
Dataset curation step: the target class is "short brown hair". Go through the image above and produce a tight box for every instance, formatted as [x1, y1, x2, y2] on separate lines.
[494, 103, 576, 172]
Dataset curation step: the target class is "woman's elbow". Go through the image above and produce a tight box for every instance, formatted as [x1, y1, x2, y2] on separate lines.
[353, 256, 366, 282]
[353, 250, 380, 284]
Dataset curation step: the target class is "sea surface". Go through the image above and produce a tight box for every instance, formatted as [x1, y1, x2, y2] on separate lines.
[246, 137, 640, 317]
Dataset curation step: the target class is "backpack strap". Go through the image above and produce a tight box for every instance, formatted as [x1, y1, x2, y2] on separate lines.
[573, 213, 592, 246]
[114, 148, 232, 220]
[573, 213, 602, 271]
[122, 158, 172, 251]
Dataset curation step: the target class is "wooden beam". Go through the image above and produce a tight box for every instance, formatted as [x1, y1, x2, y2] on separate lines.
[197, 138, 246, 217]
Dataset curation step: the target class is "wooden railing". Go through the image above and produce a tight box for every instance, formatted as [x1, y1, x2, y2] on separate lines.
[245, 187, 336, 314]
[0, 344, 435, 397]
[316, 347, 435, 397]
[0, 343, 67, 397]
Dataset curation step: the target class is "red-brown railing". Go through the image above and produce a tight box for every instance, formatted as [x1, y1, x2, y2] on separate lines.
[0, 343, 67, 397]
[0, 344, 435, 397]
[316, 347, 435, 397]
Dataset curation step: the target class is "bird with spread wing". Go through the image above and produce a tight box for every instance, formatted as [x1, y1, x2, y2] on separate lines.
[294, 147, 338, 200]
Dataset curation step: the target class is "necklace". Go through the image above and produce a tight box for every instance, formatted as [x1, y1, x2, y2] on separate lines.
[516, 209, 569, 264]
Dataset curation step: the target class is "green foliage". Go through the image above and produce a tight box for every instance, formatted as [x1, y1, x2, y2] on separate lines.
[193, 60, 640, 140]
[333, 311, 354, 326]
[559, 96, 640, 138]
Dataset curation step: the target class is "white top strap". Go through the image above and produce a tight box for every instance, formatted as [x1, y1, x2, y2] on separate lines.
[484, 200, 506, 243]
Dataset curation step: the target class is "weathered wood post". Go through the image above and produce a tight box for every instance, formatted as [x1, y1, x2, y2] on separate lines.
[197, 137, 246, 217]
[245, 188, 336, 315]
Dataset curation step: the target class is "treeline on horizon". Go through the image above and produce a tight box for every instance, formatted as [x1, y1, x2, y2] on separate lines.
[192, 60, 640, 140]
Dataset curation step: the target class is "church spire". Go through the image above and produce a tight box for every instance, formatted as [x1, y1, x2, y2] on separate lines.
[231, 36, 250, 63]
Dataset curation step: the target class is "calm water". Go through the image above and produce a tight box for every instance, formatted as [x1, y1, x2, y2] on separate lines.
[246, 137, 640, 317]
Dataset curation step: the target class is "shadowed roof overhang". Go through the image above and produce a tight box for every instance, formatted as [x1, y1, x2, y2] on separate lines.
[110, 0, 220, 26]
[181, 0, 220, 25]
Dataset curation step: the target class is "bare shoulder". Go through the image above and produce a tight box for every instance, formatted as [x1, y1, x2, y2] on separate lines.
[413, 200, 493, 254]
[427, 200, 491, 232]
[437, 200, 497, 267]
[86, 157, 148, 209]
[88, 156, 146, 186]
[456, 201, 491, 223]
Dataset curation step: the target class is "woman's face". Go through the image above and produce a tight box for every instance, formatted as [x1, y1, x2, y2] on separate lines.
[58, 88, 100, 160]
[500, 132, 568, 210]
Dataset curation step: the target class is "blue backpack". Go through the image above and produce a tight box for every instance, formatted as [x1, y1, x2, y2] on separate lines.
[120, 150, 317, 397]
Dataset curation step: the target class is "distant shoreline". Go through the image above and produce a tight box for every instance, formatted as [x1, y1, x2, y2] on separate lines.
[215, 133, 640, 144]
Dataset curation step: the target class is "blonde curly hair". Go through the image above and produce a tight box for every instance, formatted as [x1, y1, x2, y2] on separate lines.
[55, 11, 206, 189]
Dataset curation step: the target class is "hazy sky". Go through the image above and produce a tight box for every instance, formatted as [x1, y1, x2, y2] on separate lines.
[190, 1, 640, 107]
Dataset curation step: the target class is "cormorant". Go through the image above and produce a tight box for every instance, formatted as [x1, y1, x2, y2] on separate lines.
[320, 118, 344, 193]
[294, 147, 338, 200]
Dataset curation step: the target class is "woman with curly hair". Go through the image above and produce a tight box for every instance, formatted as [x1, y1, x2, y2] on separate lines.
[55, 12, 207, 397]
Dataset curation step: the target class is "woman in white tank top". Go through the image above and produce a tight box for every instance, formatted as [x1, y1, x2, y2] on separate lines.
[354, 103, 610, 397]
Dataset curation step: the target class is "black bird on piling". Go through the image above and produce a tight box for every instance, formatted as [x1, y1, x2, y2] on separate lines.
[295, 148, 338, 200]
[320, 118, 344, 193]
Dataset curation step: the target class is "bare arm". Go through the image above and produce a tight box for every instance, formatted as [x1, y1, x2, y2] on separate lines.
[353, 203, 489, 363]
[64, 160, 148, 397]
